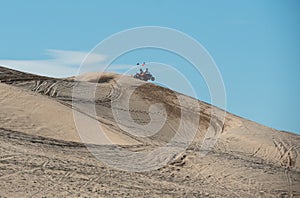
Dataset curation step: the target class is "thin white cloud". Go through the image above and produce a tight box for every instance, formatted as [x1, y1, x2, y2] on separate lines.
[0, 59, 75, 77]
[0, 49, 108, 77]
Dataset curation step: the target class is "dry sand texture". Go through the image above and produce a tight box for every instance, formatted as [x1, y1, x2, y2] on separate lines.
[0, 66, 299, 197]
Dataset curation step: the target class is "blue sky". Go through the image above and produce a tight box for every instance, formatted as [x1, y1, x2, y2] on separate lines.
[0, 0, 299, 134]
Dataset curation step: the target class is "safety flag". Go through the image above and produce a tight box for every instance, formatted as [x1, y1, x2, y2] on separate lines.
[137, 62, 146, 66]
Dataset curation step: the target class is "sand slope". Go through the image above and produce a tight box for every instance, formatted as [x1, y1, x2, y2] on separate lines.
[0, 66, 299, 197]
[0, 83, 80, 142]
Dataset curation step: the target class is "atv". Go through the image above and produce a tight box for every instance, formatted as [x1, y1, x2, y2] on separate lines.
[133, 72, 155, 81]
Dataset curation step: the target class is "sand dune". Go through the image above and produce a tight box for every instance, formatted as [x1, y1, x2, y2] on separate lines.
[0, 66, 299, 197]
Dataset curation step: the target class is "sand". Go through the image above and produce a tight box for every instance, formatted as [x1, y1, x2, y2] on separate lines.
[0, 66, 299, 197]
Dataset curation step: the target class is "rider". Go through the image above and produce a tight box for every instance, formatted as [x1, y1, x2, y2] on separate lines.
[145, 68, 149, 75]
